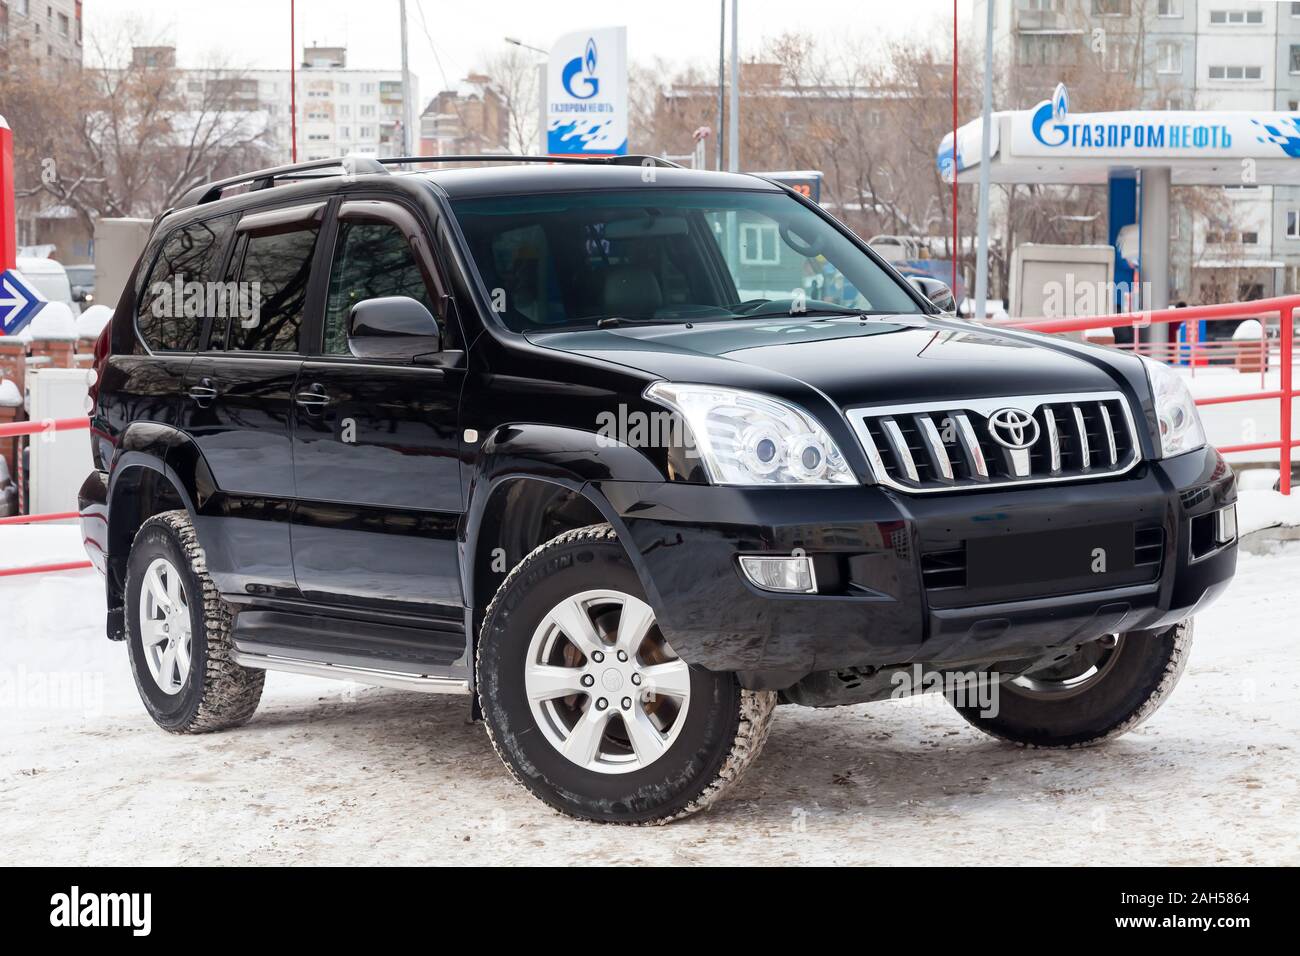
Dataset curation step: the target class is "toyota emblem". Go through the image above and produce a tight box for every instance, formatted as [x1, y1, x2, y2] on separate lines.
[987, 407, 1040, 450]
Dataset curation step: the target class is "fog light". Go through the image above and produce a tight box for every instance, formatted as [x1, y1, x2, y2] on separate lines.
[1215, 504, 1237, 545]
[738, 554, 817, 594]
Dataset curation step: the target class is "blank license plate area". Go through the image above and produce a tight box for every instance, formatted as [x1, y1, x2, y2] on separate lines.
[967, 524, 1134, 589]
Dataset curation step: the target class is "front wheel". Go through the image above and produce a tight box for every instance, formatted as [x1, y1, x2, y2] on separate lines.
[953, 620, 1193, 748]
[477, 524, 776, 824]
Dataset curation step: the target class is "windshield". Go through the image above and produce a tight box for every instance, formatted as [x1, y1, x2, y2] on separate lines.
[450, 188, 923, 332]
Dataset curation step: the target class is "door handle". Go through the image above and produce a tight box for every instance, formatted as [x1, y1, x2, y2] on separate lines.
[294, 386, 330, 409]
[187, 380, 217, 405]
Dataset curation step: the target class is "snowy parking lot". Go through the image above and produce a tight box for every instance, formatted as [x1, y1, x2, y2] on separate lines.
[2, 524, 1298, 866]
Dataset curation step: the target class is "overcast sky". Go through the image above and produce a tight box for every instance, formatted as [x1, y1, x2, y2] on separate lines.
[85, 0, 961, 98]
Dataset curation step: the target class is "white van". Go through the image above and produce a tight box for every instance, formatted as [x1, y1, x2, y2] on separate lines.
[15, 256, 81, 317]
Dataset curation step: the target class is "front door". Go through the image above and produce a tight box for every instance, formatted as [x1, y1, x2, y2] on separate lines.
[289, 199, 465, 624]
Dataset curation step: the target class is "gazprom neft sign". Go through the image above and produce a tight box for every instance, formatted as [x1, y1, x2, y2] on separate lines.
[547, 26, 628, 155]
[1014, 84, 1300, 159]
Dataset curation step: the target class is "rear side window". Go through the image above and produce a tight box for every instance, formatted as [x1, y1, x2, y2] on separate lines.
[227, 224, 319, 353]
[137, 215, 235, 352]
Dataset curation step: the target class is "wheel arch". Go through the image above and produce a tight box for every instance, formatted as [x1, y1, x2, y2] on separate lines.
[105, 423, 207, 610]
[461, 423, 670, 661]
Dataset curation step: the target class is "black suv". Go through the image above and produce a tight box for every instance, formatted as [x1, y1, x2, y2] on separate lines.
[80, 156, 1237, 824]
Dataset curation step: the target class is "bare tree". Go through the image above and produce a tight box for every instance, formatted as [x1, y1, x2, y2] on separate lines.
[479, 46, 543, 154]
[2, 21, 274, 250]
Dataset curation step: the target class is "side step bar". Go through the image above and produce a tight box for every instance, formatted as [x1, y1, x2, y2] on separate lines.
[231, 651, 471, 695]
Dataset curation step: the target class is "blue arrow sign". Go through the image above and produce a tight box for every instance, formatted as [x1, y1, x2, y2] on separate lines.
[0, 269, 47, 337]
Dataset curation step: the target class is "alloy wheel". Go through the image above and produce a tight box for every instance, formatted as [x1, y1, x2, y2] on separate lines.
[138, 557, 193, 696]
[524, 589, 691, 774]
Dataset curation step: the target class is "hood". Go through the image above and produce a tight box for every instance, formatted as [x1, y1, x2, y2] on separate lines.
[526, 315, 1128, 409]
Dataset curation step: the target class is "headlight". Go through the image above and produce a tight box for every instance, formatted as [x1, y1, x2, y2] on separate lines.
[644, 383, 855, 486]
[1140, 356, 1206, 458]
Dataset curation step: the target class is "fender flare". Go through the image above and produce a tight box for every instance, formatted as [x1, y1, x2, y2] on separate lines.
[460, 423, 669, 621]
[105, 422, 217, 564]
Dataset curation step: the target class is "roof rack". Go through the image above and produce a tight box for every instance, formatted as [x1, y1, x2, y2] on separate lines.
[173, 153, 688, 211]
[377, 154, 685, 169]
[176, 156, 389, 209]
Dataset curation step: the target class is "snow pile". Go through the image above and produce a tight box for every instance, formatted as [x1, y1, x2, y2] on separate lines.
[0, 379, 20, 407]
[74, 305, 113, 340]
[1237, 489, 1300, 537]
[22, 301, 77, 342]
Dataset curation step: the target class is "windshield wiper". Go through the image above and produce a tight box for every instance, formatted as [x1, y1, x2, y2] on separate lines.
[733, 306, 864, 319]
[594, 316, 681, 328]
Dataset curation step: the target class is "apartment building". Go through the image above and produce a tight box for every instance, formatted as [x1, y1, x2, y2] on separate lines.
[418, 74, 510, 156]
[975, 0, 1300, 299]
[0, 0, 83, 70]
[180, 44, 417, 164]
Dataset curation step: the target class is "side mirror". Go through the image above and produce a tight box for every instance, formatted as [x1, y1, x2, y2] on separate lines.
[907, 276, 957, 314]
[347, 296, 442, 361]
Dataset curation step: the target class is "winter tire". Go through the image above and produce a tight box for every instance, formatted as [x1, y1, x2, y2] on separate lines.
[953, 619, 1193, 748]
[125, 510, 264, 733]
[477, 523, 776, 824]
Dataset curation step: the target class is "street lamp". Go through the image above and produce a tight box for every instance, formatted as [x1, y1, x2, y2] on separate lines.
[504, 37, 548, 57]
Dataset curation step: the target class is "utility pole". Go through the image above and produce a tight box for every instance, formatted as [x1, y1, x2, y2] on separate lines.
[289, 0, 297, 162]
[716, 0, 725, 171]
[728, 0, 739, 172]
[399, 0, 413, 156]
[974, 0, 995, 320]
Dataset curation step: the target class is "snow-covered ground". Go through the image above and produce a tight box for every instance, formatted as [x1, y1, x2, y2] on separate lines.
[2, 525, 1298, 865]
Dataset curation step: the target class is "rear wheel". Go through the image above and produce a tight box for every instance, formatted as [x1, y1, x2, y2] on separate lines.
[125, 510, 264, 733]
[953, 620, 1193, 748]
[477, 524, 776, 824]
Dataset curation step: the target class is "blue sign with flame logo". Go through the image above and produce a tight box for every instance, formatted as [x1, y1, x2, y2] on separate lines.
[562, 38, 600, 100]
[547, 27, 627, 155]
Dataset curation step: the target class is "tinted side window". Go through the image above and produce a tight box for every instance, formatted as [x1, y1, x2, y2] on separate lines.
[323, 222, 436, 355]
[229, 224, 319, 352]
[137, 215, 235, 351]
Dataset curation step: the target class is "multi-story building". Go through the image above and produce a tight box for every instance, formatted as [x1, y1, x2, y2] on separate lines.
[418, 74, 510, 156]
[0, 0, 83, 70]
[976, 0, 1300, 300]
[179, 44, 417, 164]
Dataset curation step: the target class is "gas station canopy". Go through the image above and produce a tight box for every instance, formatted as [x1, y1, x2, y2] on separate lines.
[939, 84, 1300, 186]
[938, 85, 1300, 318]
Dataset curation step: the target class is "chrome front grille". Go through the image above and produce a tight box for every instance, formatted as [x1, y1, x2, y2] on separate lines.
[846, 392, 1141, 493]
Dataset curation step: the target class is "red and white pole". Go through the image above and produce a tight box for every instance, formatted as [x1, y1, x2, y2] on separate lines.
[0, 114, 17, 271]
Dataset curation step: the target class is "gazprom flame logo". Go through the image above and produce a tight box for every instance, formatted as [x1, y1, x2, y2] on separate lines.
[562, 38, 600, 100]
[1031, 83, 1070, 147]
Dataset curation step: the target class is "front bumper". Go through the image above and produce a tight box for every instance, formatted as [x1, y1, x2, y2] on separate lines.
[594, 444, 1236, 683]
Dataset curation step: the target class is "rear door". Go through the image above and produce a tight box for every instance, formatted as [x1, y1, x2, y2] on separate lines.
[289, 198, 465, 626]
[179, 201, 327, 597]
[114, 215, 239, 445]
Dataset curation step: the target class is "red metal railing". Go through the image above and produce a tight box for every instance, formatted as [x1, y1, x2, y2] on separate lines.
[1001, 294, 1297, 495]
[0, 296, 1296, 581]
[0, 416, 94, 576]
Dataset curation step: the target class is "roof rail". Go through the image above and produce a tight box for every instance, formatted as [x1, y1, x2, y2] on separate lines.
[172, 153, 690, 213]
[377, 154, 685, 169]
[176, 156, 389, 209]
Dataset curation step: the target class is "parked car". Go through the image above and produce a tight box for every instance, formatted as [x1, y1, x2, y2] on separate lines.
[80, 155, 1237, 824]
[15, 256, 81, 317]
[65, 263, 96, 306]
